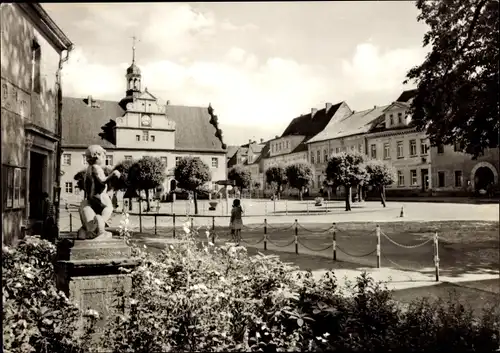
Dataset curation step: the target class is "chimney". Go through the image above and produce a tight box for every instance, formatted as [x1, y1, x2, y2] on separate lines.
[166, 100, 170, 105]
[249, 139, 252, 145]
[260, 138, 264, 143]
[87, 95, 92, 106]
[325, 102, 332, 112]
[311, 108, 318, 117]
[275, 135, 279, 139]
[374, 105, 377, 109]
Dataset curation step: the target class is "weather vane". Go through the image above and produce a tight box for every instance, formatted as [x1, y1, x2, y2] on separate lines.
[131, 35, 140, 63]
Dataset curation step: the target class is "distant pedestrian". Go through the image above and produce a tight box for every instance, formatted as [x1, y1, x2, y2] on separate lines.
[229, 199, 244, 244]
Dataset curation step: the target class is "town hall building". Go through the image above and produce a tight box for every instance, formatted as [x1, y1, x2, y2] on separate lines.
[60, 46, 227, 205]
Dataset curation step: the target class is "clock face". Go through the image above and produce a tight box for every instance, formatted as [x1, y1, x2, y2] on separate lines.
[141, 115, 151, 126]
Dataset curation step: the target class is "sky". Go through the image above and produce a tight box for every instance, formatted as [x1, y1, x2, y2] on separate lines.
[43, 2, 430, 146]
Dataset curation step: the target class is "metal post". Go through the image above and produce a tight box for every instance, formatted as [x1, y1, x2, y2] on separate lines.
[69, 213, 73, 233]
[212, 216, 215, 244]
[173, 213, 176, 238]
[434, 232, 440, 282]
[307, 201, 309, 214]
[265, 201, 268, 215]
[332, 223, 337, 261]
[190, 217, 194, 230]
[154, 214, 157, 235]
[376, 225, 381, 268]
[264, 218, 268, 251]
[294, 219, 298, 254]
[285, 199, 288, 215]
[139, 199, 143, 233]
[170, 201, 173, 215]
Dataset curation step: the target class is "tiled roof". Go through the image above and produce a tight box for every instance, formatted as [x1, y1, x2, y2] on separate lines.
[307, 105, 389, 143]
[291, 142, 308, 153]
[281, 102, 343, 139]
[62, 97, 226, 152]
[253, 141, 270, 164]
[226, 145, 240, 159]
[396, 89, 417, 103]
[165, 104, 225, 151]
[61, 97, 124, 148]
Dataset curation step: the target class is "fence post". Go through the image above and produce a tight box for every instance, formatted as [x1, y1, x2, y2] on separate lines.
[294, 219, 298, 254]
[139, 200, 143, 233]
[265, 201, 268, 215]
[434, 232, 440, 282]
[69, 213, 73, 233]
[332, 223, 336, 261]
[306, 201, 309, 214]
[154, 214, 157, 235]
[190, 217, 194, 230]
[376, 225, 381, 268]
[285, 199, 288, 215]
[212, 216, 215, 244]
[173, 213, 176, 238]
[264, 218, 268, 251]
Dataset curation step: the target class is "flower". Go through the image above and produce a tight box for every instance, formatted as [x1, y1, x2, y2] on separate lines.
[130, 299, 138, 306]
[85, 309, 100, 319]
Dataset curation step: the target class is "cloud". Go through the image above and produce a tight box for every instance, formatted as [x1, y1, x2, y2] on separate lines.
[62, 47, 332, 135]
[341, 43, 427, 92]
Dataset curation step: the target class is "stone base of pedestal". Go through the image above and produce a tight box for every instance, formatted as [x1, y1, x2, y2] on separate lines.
[55, 236, 139, 342]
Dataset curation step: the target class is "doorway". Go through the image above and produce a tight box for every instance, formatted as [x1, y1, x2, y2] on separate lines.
[29, 151, 46, 220]
[474, 166, 494, 192]
[421, 169, 429, 192]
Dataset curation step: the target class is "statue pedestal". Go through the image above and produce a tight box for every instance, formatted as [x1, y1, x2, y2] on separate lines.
[55, 236, 139, 341]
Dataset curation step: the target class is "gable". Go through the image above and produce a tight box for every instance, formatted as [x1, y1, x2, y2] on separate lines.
[383, 101, 409, 112]
[137, 90, 157, 101]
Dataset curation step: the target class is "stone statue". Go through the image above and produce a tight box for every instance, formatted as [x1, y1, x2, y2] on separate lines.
[77, 145, 121, 240]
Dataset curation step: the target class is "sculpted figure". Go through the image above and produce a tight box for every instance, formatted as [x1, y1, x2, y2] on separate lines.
[77, 145, 121, 240]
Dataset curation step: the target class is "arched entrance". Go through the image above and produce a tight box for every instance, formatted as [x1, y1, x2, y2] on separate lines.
[470, 162, 498, 192]
[170, 179, 177, 192]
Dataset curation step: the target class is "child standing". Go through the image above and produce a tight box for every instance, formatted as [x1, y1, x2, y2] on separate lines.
[230, 199, 244, 243]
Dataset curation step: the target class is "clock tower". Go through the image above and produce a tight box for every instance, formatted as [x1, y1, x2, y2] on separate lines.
[119, 36, 142, 110]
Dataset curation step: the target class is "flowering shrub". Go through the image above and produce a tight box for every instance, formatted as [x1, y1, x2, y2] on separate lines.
[96, 215, 500, 352]
[2, 237, 96, 353]
[4, 215, 499, 352]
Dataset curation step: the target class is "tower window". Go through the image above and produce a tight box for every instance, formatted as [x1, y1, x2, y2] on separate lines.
[136, 135, 140, 141]
[151, 135, 155, 142]
[142, 131, 149, 141]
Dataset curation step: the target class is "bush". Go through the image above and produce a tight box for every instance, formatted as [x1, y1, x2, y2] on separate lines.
[96, 216, 500, 352]
[4, 220, 499, 352]
[2, 237, 96, 353]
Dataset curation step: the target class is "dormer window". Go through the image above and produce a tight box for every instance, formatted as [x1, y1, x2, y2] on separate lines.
[389, 114, 394, 126]
[398, 112, 403, 124]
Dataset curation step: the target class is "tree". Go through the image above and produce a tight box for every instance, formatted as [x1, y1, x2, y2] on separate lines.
[265, 165, 287, 199]
[404, 0, 499, 158]
[285, 162, 313, 200]
[128, 156, 166, 212]
[365, 160, 396, 208]
[325, 152, 368, 211]
[111, 159, 136, 209]
[228, 166, 252, 193]
[174, 157, 211, 215]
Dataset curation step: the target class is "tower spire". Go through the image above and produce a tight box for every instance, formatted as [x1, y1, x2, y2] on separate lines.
[131, 35, 137, 63]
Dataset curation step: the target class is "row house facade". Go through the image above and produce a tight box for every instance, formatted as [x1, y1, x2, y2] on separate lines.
[60, 54, 226, 205]
[1, 3, 73, 244]
[262, 102, 351, 192]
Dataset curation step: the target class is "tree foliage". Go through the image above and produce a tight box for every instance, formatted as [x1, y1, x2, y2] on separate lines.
[110, 159, 136, 192]
[364, 160, 396, 187]
[129, 156, 166, 210]
[325, 152, 368, 187]
[285, 162, 313, 192]
[174, 157, 211, 192]
[174, 157, 211, 214]
[405, 0, 499, 158]
[228, 166, 252, 191]
[265, 165, 287, 194]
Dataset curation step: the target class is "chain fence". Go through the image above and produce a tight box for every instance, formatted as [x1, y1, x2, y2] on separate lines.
[58, 209, 443, 281]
